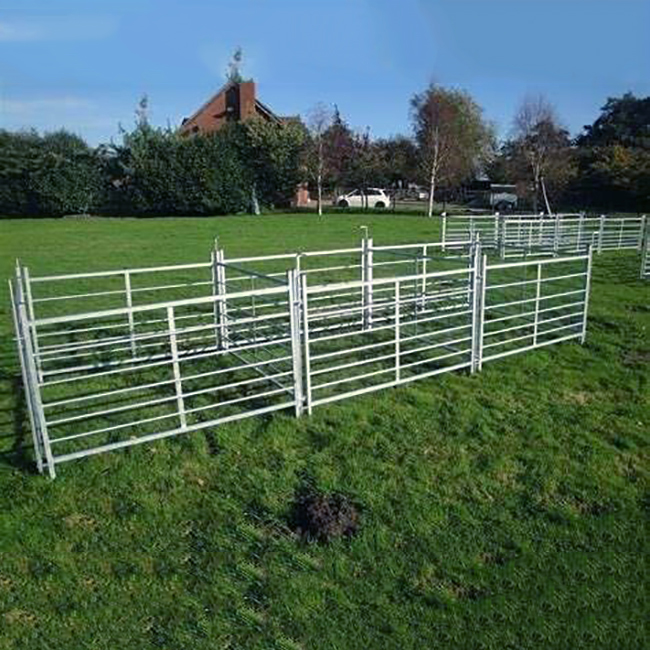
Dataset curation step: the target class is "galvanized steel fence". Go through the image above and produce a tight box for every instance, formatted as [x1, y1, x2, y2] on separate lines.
[10, 235, 592, 477]
[442, 213, 646, 257]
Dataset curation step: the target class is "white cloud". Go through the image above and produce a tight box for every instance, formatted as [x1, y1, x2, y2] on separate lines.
[0, 16, 117, 43]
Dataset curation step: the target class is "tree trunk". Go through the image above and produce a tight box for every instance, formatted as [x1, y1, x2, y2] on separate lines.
[427, 166, 436, 218]
[540, 176, 553, 216]
[317, 171, 322, 217]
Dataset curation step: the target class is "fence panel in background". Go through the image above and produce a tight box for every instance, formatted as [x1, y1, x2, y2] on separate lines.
[442, 213, 646, 258]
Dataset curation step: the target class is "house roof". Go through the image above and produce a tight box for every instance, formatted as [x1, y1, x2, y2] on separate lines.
[180, 79, 292, 132]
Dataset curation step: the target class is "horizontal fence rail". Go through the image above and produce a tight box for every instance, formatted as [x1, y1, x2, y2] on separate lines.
[10, 234, 593, 477]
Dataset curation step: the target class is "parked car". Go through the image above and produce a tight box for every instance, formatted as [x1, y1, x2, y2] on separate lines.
[335, 188, 390, 209]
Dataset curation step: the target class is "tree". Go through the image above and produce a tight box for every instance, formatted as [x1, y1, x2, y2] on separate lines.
[306, 103, 333, 216]
[373, 136, 418, 206]
[509, 95, 574, 213]
[411, 84, 494, 217]
[576, 93, 650, 149]
[236, 117, 307, 210]
[322, 106, 356, 198]
[572, 93, 650, 210]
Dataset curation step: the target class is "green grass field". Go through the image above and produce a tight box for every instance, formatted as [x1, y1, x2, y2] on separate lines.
[0, 214, 648, 649]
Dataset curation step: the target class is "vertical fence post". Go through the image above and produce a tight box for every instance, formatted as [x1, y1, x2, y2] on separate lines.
[8, 278, 43, 474]
[361, 232, 374, 330]
[494, 215, 499, 249]
[300, 273, 313, 415]
[477, 254, 487, 372]
[581, 245, 593, 345]
[441, 213, 447, 251]
[419, 244, 428, 312]
[598, 215, 605, 253]
[638, 215, 647, 251]
[470, 241, 484, 374]
[287, 270, 304, 417]
[16, 282, 55, 478]
[499, 217, 506, 259]
[124, 270, 137, 358]
[20, 265, 43, 383]
[553, 215, 560, 256]
[533, 264, 542, 346]
[213, 248, 230, 350]
[577, 212, 585, 251]
[167, 306, 187, 429]
[394, 280, 401, 382]
[211, 248, 219, 347]
[618, 219, 624, 249]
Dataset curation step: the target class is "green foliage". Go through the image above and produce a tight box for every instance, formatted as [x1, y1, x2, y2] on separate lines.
[572, 94, 650, 210]
[0, 130, 100, 216]
[322, 106, 356, 191]
[0, 115, 305, 217]
[410, 84, 495, 207]
[497, 123, 577, 208]
[234, 118, 307, 208]
[576, 93, 650, 149]
[104, 123, 252, 216]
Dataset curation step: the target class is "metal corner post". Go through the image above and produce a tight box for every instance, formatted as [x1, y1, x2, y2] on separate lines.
[123, 270, 137, 358]
[287, 269, 304, 417]
[598, 215, 605, 254]
[15, 276, 55, 477]
[581, 244, 594, 344]
[213, 248, 230, 350]
[300, 273, 313, 415]
[470, 241, 484, 374]
[639, 215, 647, 251]
[361, 233, 374, 330]
[441, 214, 447, 251]
[9, 277, 44, 474]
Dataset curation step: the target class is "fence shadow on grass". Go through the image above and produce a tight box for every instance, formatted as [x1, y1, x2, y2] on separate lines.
[0, 362, 37, 473]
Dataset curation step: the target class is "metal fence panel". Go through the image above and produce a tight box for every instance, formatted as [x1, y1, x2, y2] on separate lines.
[10, 234, 593, 477]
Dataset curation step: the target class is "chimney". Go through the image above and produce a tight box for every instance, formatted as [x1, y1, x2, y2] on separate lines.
[238, 81, 257, 120]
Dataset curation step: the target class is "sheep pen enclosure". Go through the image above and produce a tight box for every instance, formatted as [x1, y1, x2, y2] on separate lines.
[11, 233, 593, 478]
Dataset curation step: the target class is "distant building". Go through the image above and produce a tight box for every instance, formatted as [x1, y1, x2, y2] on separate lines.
[179, 80, 309, 207]
[180, 80, 296, 135]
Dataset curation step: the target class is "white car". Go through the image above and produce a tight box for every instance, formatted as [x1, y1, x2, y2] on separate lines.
[335, 188, 390, 209]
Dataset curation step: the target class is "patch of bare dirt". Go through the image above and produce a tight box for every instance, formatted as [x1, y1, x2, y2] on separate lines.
[289, 489, 360, 543]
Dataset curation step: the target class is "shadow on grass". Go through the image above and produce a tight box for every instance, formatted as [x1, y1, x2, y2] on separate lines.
[0, 368, 37, 473]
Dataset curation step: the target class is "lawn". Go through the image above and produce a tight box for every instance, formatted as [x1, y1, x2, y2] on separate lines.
[0, 214, 648, 649]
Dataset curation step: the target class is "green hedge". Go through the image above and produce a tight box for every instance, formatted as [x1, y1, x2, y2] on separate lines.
[0, 119, 306, 217]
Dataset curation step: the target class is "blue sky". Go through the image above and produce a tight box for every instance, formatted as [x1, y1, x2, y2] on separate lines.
[1, 0, 648, 145]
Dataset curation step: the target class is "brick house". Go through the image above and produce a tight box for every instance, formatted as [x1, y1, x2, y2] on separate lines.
[179, 80, 310, 207]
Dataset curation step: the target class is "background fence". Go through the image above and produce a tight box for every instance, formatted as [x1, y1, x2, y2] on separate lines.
[442, 213, 647, 257]
[10, 235, 592, 477]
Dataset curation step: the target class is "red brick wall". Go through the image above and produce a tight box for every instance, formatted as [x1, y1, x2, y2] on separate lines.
[239, 82, 257, 121]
